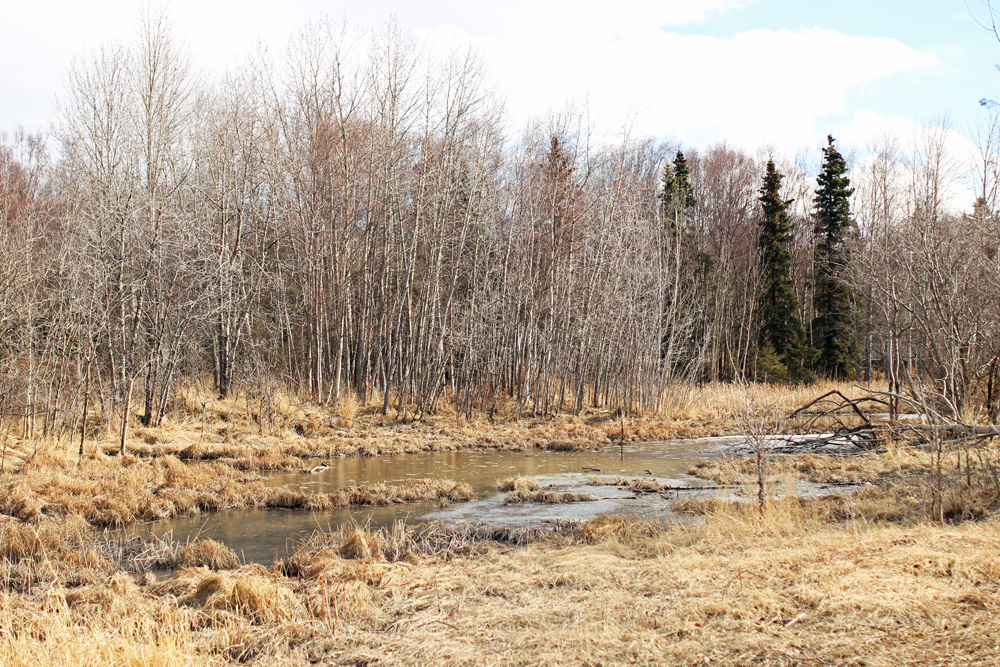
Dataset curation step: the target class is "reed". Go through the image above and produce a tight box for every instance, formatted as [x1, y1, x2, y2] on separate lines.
[2, 379, 996, 665]
[4, 502, 999, 666]
[503, 489, 594, 504]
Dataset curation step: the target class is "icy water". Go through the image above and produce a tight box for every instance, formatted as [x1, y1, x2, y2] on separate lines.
[125, 438, 854, 565]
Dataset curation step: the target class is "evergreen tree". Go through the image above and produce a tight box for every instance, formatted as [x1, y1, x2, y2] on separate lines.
[659, 150, 699, 374]
[812, 135, 858, 379]
[671, 150, 696, 210]
[758, 160, 811, 383]
[661, 150, 695, 232]
[660, 159, 676, 219]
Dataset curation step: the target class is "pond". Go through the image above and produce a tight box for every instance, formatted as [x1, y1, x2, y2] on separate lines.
[123, 437, 850, 565]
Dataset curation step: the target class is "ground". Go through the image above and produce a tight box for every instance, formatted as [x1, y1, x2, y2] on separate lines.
[0, 381, 998, 666]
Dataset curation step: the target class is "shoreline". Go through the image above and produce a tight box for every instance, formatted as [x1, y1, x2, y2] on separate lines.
[1, 381, 996, 665]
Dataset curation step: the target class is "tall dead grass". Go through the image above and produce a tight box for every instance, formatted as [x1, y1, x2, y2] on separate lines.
[3, 499, 1000, 666]
[0, 380, 879, 539]
[97, 380, 888, 459]
[11, 378, 995, 664]
[689, 446, 1000, 525]
[0, 448, 475, 527]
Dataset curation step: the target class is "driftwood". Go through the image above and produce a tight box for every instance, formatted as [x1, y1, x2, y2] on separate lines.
[785, 390, 889, 425]
[609, 482, 736, 494]
[765, 388, 1000, 455]
[777, 390, 890, 452]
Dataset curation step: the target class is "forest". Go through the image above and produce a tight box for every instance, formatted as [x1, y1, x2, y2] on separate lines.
[4, 10, 1000, 667]
[3, 14, 998, 447]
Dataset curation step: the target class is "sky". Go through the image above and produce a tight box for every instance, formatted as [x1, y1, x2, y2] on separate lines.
[2, 0, 999, 165]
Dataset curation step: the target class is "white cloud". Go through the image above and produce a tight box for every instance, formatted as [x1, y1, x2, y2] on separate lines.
[0, 0, 300, 130]
[0, 0, 755, 130]
[469, 26, 940, 151]
[0, 0, 941, 158]
[842, 109, 981, 214]
[325, 0, 756, 37]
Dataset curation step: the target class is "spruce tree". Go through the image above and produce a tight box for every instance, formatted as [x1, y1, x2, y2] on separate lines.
[758, 160, 810, 383]
[660, 161, 676, 223]
[671, 151, 696, 210]
[812, 135, 857, 379]
[661, 150, 695, 232]
[659, 150, 699, 373]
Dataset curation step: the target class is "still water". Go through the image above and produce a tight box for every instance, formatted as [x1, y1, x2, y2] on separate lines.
[126, 437, 819, 565]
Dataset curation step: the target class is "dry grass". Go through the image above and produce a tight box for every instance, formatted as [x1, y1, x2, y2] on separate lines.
[2, 500, 1000, 666]
[499, 476, 594, 503]
[0, 450, 475, 527]
[590, 475, 684, 493]
[8, 379, 1000, 665]
[177, 539, 240, 570]
[690, 446, 1000, 524]
[690, 453, 903, 486]
[3, 380, 881, 473]
[283, 502, 1000, 666]
[0, 380, 877, 530]
[497, 476, 541, 493]
[503, 489, 595, 504]
[660, 379, 880, 425]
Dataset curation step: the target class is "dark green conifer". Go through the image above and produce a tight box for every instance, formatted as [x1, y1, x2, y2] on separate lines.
[812, 135, 858, 379]
[661, 150, 695, 231]
[671, 151, 696, 210]
[660, 163, 676, 222]
[758, 160, 811, 383]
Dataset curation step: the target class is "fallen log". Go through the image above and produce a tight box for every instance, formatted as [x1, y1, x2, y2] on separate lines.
[779, 389, 1000, 453]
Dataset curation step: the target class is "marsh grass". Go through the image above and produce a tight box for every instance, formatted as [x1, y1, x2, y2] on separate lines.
[2, 380, 883, 476]
[4, 378, 998, 665]
[496, 476, 541, 493]
[589, 475, 687, 493]
[2, 499, 999, 666]
[503, 489, 595, 504]
[690, 453, 901, 486]
[0, 451, 475, 527]
[0, 380, 879, 533]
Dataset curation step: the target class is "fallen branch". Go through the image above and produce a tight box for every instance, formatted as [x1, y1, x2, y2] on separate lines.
[778, 388, 1000, 454]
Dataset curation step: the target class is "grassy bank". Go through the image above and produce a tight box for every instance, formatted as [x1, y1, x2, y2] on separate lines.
[2, 379, 997, 665]
[0, 451, 473, 527]
[0, 380, 874, 529]
[2, 380, 876, 472]
[2, 500, 998, 666]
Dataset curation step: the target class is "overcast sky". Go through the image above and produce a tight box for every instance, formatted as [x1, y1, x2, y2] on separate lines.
[2, 0, 999, 159]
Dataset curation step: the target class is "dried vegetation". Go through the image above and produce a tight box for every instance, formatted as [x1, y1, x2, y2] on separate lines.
[2, 499, 1000, 666]
[0, 381, 871, 530]
[2, 381, 999, 665]
[0, 449, 474, 528]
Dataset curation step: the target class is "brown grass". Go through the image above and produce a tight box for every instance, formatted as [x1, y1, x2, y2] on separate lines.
[499, 476, 594, 503]
[690, 453, 903, 486]
[496, 476, 541, 492]
[590, 475, 683, 493]
[3, 380, 884, 474]
[689, 447, 1000, 524]
[2, 500, 1000, 666]
[0, 379, 878, 531]
[0, 451, 475, 527]
[177, 539, 240, 570]
[503, 489, 595, 504]
[9, 379, 1000, 665]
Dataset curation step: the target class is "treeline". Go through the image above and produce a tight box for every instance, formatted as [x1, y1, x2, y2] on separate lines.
[1, 14, 999, 442]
